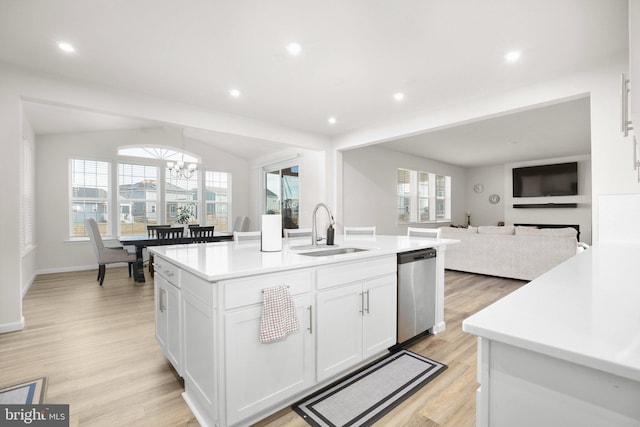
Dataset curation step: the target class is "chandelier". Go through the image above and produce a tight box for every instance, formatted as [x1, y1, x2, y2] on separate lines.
[167, 129, 197, 179]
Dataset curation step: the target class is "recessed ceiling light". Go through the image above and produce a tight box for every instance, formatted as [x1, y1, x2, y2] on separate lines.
[393, 92, 405, 102]
[328, 117, 337, 125]
[229, 88, 241, 98]
[286, 42, 302, 56]
[505, 50, 521, 63]
[57, 41, 75, 53]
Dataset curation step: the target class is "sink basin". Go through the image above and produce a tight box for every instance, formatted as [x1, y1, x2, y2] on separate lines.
[299, 247, 369, 257]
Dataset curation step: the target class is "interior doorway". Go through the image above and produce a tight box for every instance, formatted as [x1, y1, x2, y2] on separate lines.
[265, 165, 300, 230]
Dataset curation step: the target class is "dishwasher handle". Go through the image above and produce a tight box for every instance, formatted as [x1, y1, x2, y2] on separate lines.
[397, 248, 437, 264]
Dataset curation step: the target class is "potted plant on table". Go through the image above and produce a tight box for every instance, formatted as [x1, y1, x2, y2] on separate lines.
[175, 205, 193, 232]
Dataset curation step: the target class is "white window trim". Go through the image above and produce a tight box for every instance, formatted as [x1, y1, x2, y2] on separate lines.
[397, 169, 451, 224]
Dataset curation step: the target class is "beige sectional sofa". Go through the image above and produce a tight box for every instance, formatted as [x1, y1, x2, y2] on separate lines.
[439, 225, 579, 281]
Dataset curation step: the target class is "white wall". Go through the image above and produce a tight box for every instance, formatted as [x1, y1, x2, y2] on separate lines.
[505, 155, 592, 243]
[35, 127, 251, 272]
[466, 164, 506, 226]
[341, 145, 467, 235]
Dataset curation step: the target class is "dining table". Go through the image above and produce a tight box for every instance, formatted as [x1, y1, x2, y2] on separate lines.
[119, 232, 233, 282]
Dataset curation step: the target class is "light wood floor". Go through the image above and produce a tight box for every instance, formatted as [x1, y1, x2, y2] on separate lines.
[0, 268, 524, 427]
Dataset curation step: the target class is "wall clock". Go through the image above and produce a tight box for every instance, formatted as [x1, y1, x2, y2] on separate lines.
[489, 194, 501, 204]
[473, 183, 484, 193]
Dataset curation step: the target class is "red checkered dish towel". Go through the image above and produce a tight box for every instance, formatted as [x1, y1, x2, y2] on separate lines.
[259, 285, 299, 343]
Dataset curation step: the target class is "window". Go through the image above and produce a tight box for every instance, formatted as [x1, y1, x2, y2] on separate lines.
[165, 169, 199, 225]
[118, 163, 158, 236]
[205, 171, 231, 231]
[397, 168, 451, 224]
[70, 148, 233, 236]
[71, 159, 110, 236]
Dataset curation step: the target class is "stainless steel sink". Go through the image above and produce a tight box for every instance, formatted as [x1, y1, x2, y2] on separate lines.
[299, 247, 369, 257]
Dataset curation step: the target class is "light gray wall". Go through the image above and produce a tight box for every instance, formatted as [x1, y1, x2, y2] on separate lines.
[35, 127, 251, 272]
[505, 154, 592, 244]
[466, 164, 506, 227]
[341, 145, 467, 235]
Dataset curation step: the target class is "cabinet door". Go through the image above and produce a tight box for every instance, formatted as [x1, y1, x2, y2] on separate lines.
[155, 275, 182, 374]
[316, 283, 363, 382]
[165, 279, 182, 374]
[225, 294, 314, 426]
[362, 275, 397, 360]
[182, 290, 217, 422]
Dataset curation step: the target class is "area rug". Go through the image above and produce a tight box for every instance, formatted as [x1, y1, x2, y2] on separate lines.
[0, 377, 47, 404]
[293, 350, 446, 427]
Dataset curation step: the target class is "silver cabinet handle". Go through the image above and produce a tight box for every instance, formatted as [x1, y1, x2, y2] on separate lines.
[365, 290, 370, 314]
[359, 292, 364, 315]
[307, 306, 313, 334]
[621, 73, 634, 136]
[159, 288, 167, 312]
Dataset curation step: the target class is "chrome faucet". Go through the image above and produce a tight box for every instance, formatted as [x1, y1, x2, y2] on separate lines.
[311, 203, 335, 246]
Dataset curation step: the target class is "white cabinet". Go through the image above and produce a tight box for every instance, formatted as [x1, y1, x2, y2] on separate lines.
[154, 262, 182, 375]
[224, 294, 314, 426]
[316, 271, 397, 382]
[630, 0, 639, 127]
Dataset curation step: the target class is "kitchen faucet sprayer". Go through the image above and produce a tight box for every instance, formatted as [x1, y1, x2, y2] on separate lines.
[311, 203, 335, 246]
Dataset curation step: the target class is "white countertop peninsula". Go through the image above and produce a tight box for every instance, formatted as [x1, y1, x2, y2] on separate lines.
[150, 234, 457, 427]
[463, 243, 640, 427]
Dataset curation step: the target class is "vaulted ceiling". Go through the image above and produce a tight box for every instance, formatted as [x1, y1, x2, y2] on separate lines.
[0, 0, 627, 165]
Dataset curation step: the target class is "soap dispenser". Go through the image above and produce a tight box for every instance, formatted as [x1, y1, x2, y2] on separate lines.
[326, 224, 335, 245]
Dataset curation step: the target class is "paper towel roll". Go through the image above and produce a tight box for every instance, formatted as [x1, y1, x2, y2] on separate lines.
[261, 214, 282, 252]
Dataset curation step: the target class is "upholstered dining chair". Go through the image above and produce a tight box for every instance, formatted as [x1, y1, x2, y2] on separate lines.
[85, 218, 136, 286]
[284, 228, 312, 240]
[343, 226, 376, 236]
[233, 231, 261, 242]
[190, 225, 215, 243]
[407, 227, 441, 239]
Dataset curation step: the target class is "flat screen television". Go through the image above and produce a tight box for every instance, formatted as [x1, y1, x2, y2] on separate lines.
[512, 162, 578, 197]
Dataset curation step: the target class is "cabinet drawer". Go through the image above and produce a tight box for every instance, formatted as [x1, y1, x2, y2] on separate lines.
[316, 255, 396, 290]
[153, 257, 181, 286]
[182, 270, 214, 307]
[224, 269, 312, 310]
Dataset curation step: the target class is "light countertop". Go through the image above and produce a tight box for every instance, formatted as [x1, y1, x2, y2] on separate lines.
[462, 243, 640, 382]
[150, 234, 457, 282]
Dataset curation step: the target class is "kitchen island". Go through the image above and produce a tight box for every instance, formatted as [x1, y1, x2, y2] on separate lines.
[150, 234, 457, 427]
[463, 243, 640, 427]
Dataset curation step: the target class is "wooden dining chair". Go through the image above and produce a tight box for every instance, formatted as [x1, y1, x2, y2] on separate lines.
[190, 225, 215, 243]
[156, 227, 185, 242]
[147, 225, 172, 277]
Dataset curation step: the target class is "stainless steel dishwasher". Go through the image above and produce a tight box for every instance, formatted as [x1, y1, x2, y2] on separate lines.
[397, 248, 437, 345]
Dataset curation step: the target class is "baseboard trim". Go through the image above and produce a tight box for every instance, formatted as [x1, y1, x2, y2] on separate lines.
[0, 316, 25, 334]
[36, 263, 128, 276]
[22, 272, 37, 298]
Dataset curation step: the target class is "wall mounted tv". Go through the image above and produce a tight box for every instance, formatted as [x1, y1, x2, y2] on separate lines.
[512, 162, 578, 197]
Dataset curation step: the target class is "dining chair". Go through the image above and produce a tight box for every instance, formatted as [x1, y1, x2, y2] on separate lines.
[85, 218, 136, 286]
[343, 226, 376, 236]
[147, 225, 172, 277]
[233, 216, 251, 232]
[407, 227, 441, 239]
[190, 225, 215, 243]
[284, 228, 312, 240]
[156, 227, 185, 242]
[233, 231, 261, 242]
